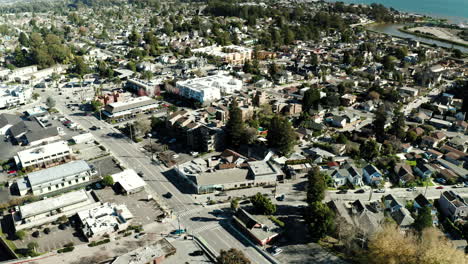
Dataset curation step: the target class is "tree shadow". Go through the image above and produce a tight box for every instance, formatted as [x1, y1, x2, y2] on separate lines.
[292, 180, 308, 192]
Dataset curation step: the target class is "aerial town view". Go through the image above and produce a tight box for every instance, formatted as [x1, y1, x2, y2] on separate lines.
[0, 0, 466, 264]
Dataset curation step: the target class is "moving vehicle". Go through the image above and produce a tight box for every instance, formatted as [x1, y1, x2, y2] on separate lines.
[276, 194, 285, 201]
[164, 192, 173, 199]
[436, 186, 444, 190]
[171, 229, 186, 235]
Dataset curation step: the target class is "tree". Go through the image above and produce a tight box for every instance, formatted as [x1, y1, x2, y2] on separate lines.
[307, 167, 327, 204]
[373, 105, 387, 140]
[336, 133, 348, 144]
[73, 56, 90, 77]
[91, 100, 103, 112]
[453, 49, 463, 58]
[102, 175, 114, 187]
[32, 93, 39, 100]
[134, 119, 151, 135]
[360, 140, 379, 161]
[230, 198, 239, 211]
[305, 202, 335, 242]
[366, 224, 466, 264]
[382, 55, 396, 71]
[225, 100, 244, 148]
[19, 32, 29, 47]
[302, 87, 320, 113]
[250, 192, 276, 215]
[217, 248, 251, 264]
[390, 108, 406, 138]
[266, 115, 296, 155]
[27, 241, 38, 254]
[46, 96, 56, 108]
[15, 230, 26, 240]
[43, 227, 50, 234]
[413, 206, 433, 232]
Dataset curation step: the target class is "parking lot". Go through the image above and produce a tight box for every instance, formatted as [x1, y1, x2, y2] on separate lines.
[95, 188, 163, 226]
[72, 141, 108, 161]
[88, 156, 122, 177]
[16, 221, 85, 253]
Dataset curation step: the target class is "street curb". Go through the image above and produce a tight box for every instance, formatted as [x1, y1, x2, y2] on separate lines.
[192, 235, 218, 262]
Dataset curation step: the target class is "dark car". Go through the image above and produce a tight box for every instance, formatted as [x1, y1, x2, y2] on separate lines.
[337, 190, 348, 194]
[164, 192, 173, 199]
[355, 189, 365, 194]
[190, 250, 204, 256]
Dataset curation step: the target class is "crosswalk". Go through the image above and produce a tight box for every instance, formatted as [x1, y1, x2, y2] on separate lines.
[190, 222, 221, 234]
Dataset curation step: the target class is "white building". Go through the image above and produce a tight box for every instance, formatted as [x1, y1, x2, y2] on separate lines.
[103, 96, 159, 120]
[14, 140, 72, 169]
[0, 84, 32, 109]
[111, 169, 146, 195]
[77, 202, 133, 240]
[72, 133, 95, 144]
[14, 189, 98, 231]
[16, 160, 96, 196]
[176, 75, 242, 103]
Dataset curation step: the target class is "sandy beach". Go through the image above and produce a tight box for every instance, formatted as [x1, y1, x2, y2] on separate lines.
[407, 26, 468, 46]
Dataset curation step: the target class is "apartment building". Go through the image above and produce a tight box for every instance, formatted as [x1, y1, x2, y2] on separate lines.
[176, 74, 242, 103]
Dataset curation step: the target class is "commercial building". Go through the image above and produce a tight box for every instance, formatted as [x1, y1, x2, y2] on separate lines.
[14, 141, 72, 169]
[192, 45, 252, 65]
[126, 78, 161, 97]
[0, 84, 32, 109]
[77, 202, 133, 241]
[111, 239, 176, 264]
[176, 75, 242, 103]
[111, 169, 147, 195]
[13, 189, 98, 231]
[103, 96, 159, 120]
[175, 158, 279, 194]
[72, 133, 95, 144]
[16, 160, 96, 196]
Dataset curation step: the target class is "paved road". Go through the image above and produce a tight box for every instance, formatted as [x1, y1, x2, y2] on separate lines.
[40, 89, 275, 263]
[326, 186, 468, 202]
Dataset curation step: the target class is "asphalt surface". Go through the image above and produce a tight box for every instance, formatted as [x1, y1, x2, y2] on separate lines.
[40, 88, 276, 264]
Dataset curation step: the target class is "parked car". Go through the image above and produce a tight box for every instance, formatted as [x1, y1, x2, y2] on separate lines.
[276, 194, 285, 201]
[271, 246, 283, 256]
[375, 189, 386, 193]
[337, 189, 348, 194]
[436, 186, 444, 190]
[171, 229, 186, 235]
[355, 189, 365, 194]
[406, 187, 416, 192]
[164, 192, 173, 199]
[190, 250, 204, 256]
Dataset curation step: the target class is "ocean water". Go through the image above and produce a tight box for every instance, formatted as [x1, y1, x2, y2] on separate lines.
[328, 0, 468, 24]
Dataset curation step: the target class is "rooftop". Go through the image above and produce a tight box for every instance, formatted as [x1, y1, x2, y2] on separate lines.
[111, 239, 176, 264]
[111, 169, 146, 192]
[247, 161, 277, 177]
[20, 189, 90, 219]
[26, 160, 91, 187]
[16, 141, 70, 163]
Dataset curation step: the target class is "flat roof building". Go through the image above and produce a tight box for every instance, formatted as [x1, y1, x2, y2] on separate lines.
[0, 84, 32, 109]
[111, 239, 176, 264]
[14, 141, 72, 169]
[111, 169, 146, 195]
[16, 160, 95, 196]
[14, 189, 98, 231]
[77, 202, 133, 240]
[176, 75, 242, 103]
[192, 45, 252, 65]
[103, 96, 159, 119]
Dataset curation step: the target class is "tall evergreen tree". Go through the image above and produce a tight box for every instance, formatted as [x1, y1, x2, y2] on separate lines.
[266, 115, 296, 155]
[306, 167, 327, 204]
[302, 87, 320, 113]
[413, 206, 433, 232]
[225, 100, 244, 148]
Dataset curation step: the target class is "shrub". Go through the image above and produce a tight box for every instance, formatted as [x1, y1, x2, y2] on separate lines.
[57, 246, 74, 253]
[268, 216, 285, 228]
[88, 239, 110, 247]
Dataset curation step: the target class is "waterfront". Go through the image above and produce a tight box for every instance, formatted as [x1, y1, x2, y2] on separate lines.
[328, 0, 468, 24]
[368, 24, 468, 53]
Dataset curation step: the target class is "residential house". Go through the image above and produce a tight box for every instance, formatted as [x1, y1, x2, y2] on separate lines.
[414, 163, 436, 179]
[394, 163, 415, 184]
[383, 194, 414, 228]
[438, 191, 468, 221]
[362, 164, 383, 185]
[232, 208, 281, 246]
